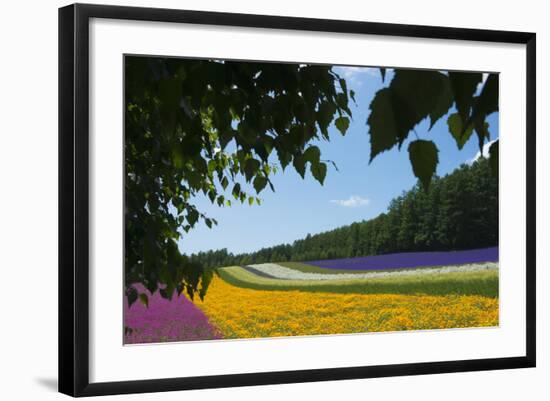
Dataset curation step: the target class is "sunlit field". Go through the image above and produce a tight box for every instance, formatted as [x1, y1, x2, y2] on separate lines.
[124, 254, 499, 343]
[191, 272, 498, 339]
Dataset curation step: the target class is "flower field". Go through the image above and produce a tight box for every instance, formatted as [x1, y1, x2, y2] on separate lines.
[124, 249, 500, 343]
[246, 261, 497, 281]
[124, 284, 222, 344]
[191, 275, 498, 339]
[306, 247, 498, 271]
[219, 265, 499, 297]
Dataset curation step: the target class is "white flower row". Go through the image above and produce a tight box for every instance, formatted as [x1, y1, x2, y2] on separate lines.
[246, 262, 498, 281]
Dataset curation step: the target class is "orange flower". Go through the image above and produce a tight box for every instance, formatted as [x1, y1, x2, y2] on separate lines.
[189, 276, 499, 339]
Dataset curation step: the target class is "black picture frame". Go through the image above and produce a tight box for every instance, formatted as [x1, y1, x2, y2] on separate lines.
[59, 3, 536, 397]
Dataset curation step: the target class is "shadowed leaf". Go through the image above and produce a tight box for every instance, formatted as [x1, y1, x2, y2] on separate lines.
[126, 287, 137, 307]
[335, 116, 350, 135]
[448, 72, 482, 128]
[447, 113, 474, 150]
[311, 162, 327, 185]
[367, 88, 399, 161]
[408, 140, 439, 191]
[303, 146, 321, 165]
[368, 70, 452, 161]
[293, 154, 306, 178]
[138, 293, 149, 308]
[253, 175, 268, 193]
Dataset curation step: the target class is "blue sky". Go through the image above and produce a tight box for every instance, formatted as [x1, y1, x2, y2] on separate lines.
[178, 66, 499, 255]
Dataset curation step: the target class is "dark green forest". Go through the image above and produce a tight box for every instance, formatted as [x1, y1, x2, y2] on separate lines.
[190, 157, 498, 268]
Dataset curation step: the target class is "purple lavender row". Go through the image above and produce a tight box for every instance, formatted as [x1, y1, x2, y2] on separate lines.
[305, 246, 498, 271]
[124, 284, 222, 344]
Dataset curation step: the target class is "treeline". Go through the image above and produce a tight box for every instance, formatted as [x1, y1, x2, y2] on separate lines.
[189, 157, 498, 268]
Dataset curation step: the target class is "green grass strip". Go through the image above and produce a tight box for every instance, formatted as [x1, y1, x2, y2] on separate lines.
[277, 261, 375, 274]
[217, 266, 499, 298]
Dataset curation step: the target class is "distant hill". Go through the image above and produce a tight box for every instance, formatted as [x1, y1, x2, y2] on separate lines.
[190, 157, 498, 268]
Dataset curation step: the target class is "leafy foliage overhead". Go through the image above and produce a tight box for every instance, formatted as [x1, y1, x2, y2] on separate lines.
[125, 57, 352, 305]
[368, 69, 499, 189]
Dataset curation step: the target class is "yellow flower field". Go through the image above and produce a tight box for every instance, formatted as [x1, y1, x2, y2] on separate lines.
[193, 275, 499, 339]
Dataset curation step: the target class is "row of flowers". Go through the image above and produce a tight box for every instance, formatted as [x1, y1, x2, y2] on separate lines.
[194, 276, 499, 339]
[246, 262, 498, 281]
[307, 247, 498, 270]
[124, 284, 222, 344]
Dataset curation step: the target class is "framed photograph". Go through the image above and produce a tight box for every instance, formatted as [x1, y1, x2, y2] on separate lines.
[59, 3, 536, 397]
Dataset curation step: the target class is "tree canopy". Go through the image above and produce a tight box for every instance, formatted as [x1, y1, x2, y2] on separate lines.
[124, 56, 498, 306]
[125, 57, 352, 305]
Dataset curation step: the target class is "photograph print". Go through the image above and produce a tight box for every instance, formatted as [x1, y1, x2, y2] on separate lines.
[123, 56, 499, 345]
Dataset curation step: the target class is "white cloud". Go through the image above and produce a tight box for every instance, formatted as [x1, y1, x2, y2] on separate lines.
[468, 138, 497, 164]
[330, 195, 370, 208]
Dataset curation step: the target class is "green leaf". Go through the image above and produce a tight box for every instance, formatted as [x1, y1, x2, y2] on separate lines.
[232, 183, 241, 199]
[220, 176, 229, 190]
[339, 78, 347, 94]
[171, 149, 184, 169]
[368, 70, 452, 161]
[276, 146, 292, 170]
[317, 101, 337, 137]
[253, 175, 268, 193]
[394, 70, 454, 133]
[303, 146, 321, 165]
[452, 74, 498, 153]
[198, 270, 214, 301]
[428, 78, 453, 129]
[336, 93, 351, 116]
[126, 287, 137, 307]
[310, 162, 327, 185]
[248, 196, 255, 206]
[207, 159, 217, 175]
[447, 113, 474, 150]
[349, 90, 356, 103]
[187, 209, 199, 226]
[489, 140, 499, 177]
[205, 218, 213, 229]
[293, 154, 306, 178]
[138, 293, 149, 308]
[448, 72, 482, 127]
[243, 158, 261, 182]
[474, 119, 490, 141]
[468, 73, 499, 132]
[408, 140, 439, 191]
[367, 88, 399, 161]
[334, 116, 350, 135]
